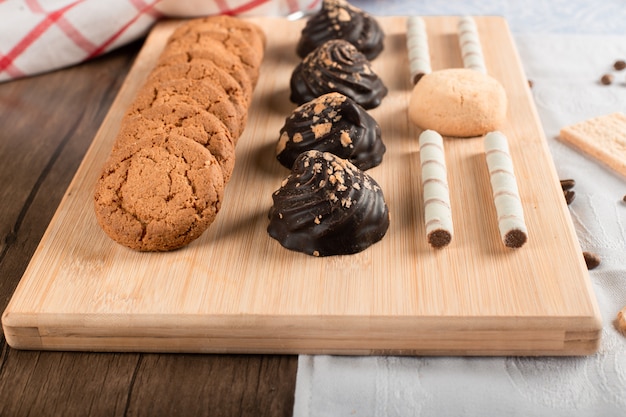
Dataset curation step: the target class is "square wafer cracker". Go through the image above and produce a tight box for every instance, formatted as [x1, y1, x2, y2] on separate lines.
[559, 112, 626, 177]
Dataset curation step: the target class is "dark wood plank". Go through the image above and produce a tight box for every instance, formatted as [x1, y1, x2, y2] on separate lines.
[126, 354, 298, 417]
[0, 39, 297, 417]
[0, 350, 140, 417]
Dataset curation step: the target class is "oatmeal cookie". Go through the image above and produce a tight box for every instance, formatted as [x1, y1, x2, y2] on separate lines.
[94, 134, 224, 251]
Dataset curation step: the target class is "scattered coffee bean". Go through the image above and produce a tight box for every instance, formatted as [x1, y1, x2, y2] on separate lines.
[528, 79, 534, 88]
[564, 190, 576, 205]
[614, 60, 626, 71]
[560, 178, 576, 191]
[616, 307, 626, 335]
[583, 251, 601, 270]
[601, 74, 614, 85]
[623, 194, 626, 203]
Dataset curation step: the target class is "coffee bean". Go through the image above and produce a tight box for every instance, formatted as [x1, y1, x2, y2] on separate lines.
[560, 179, 576, 191]
[601, 74, 614, 85]
[583, 251, 600, 270]
[614, 60, 626, 71]
[564, 190, 576, 205]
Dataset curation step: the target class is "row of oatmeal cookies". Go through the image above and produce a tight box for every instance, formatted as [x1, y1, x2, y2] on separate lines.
[94, 16, 266, 252]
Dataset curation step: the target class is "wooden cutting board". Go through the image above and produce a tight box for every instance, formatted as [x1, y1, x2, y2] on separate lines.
[2, 16, 602, 356]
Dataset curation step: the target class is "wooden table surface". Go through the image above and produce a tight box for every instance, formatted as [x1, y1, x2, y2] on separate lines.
[0, 40, 297, 417]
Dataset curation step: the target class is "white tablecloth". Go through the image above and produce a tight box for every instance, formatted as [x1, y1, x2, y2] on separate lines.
[352, 0, 626, 34]
[294, 1, 626, 416]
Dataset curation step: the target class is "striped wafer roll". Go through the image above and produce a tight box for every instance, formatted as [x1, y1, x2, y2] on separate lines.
[457, 16, 487, 73]
[484, 131, 527, 248]
[406, 16, 431, 84]
[419, 130, 453, 248]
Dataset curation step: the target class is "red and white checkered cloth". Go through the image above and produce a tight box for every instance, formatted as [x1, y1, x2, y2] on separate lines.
[0, 0, 321, 82]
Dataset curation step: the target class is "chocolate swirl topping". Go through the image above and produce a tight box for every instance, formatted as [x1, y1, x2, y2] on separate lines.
[277, 92, 385, 170]
[290, 39, 388, 109]
[267, 150, 389, 256]
[296, 0, 385, 60]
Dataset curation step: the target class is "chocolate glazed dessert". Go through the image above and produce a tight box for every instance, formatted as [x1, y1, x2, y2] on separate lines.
[267, 150, 389, 257]
[276, 92, 385, 171]
[290, 39, 388, 109]
[296, 0, 385, 60]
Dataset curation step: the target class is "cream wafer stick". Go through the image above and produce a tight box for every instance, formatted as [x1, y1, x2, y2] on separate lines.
[419, 130, 453, 248]
[484, 131, 527, 248]
[457, 16, 487, 73]
[406, 16, 431, 84]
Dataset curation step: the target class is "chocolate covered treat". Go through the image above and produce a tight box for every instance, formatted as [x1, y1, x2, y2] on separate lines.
[296, 0, 385, 60]
[268, 150, 389, 256]
[290, 39, 388, 109]
[276, 92, 385, 170]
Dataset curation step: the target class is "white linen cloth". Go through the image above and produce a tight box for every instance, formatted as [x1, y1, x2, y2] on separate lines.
[293, 2, 626, 416]
[351, 0, 626, 35]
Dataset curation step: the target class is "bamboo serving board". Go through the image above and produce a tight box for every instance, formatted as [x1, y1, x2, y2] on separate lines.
[2, 17, 602, 356]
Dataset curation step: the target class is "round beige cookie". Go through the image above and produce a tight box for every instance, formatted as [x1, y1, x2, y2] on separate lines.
[163, 33, 262, 87]
[115, 107, 237, 182]
[147, 60, 251, 112]
[169, 28, 263, 69]
[156, 51, 254, 100]
[408, 68, 508, 137]
[94, 134, 224, 251]
[129, 78, 243, 138]
[169, 15, 266, 54]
